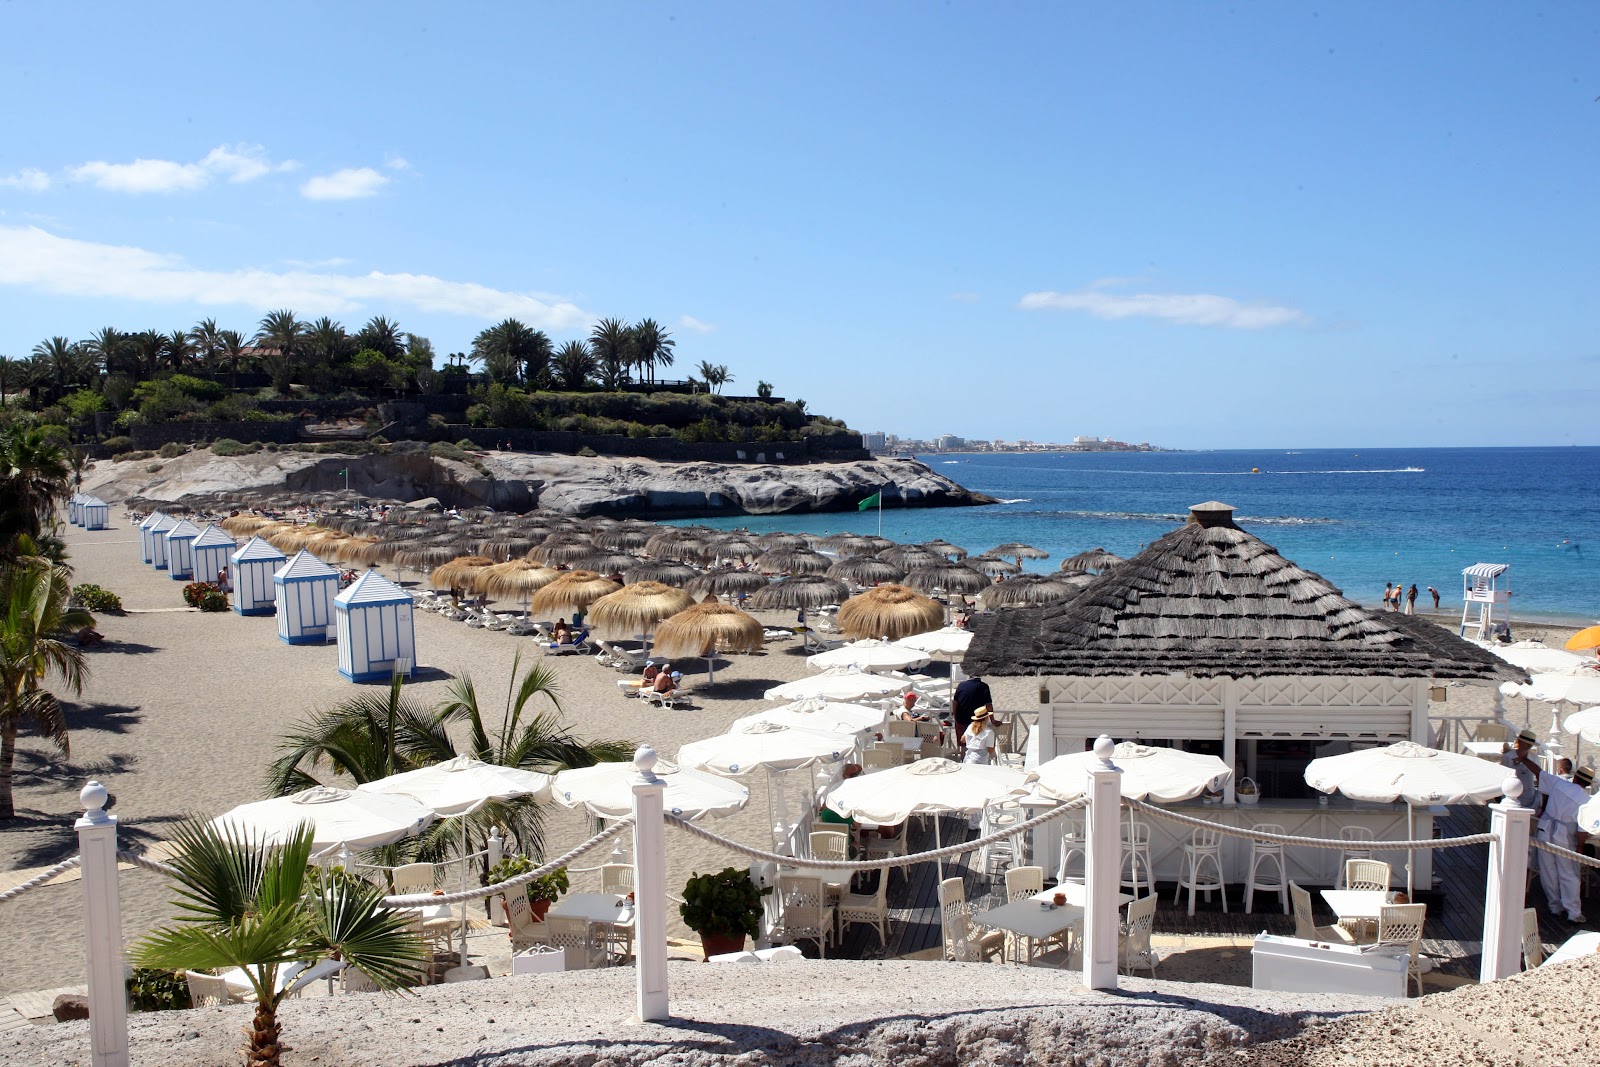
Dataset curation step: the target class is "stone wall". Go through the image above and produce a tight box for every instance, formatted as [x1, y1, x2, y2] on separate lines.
[442, 426, 866, 463]
[128, 419, 307, 449]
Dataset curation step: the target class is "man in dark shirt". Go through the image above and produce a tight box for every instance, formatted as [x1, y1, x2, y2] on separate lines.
[951, 675, 994, 739]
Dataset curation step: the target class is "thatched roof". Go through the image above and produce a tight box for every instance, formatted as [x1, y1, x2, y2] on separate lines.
[837, 584, 946, 641]
[963, 502, 1522, 681]
[587, 581, 696, 636]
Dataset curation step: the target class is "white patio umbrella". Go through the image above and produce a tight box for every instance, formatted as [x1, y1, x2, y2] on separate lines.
[807, 639, 930, 674]
[1304, 740, 1509, 895]
[1490, 645, 1585, 674]
[824, 757, 1034, 880]
[764, 667, 910, 703]
[730, 698, 887, 738]
[551, 760, 750, 822]
[1564, 706, 1600, 746]
[213, 786, 435, 855]
[1528, 672, 1600, 764]
[678, 721, 856, 850]
[898, 625, 973, 660]
[1034, 742, 1230, 803]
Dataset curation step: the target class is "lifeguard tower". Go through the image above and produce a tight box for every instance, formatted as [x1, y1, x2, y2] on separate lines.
[1460, 563, 1510, 641]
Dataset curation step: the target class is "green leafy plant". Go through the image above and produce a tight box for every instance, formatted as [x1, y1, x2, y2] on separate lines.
[71, 583, 122, 614]
[679, 867, 763, 941]
[183, 581, 229, 611]
[156, 442, 186, 459]
[486, 855, 568, 905]
[126, 967, 191, 1013]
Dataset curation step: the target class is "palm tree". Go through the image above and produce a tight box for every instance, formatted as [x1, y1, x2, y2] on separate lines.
[589, 318, 633, 391]
[131, 819, 427, 1067]
[266, 675, 453, 796]
[30, 337, 79, 402]
[218, 329, 249, 391]
[255, 310, 305, 394]
[81, 327, 128, 381]
[553, 340, 597, 390]
[188, 318, 224, 377]
[0, 425, 72, 556]
[304, 317, 348, 384]
[0, 559, 91, 819]
[355, 316, 405, 361]
[0, 356, 16, 407]
[471, 320, 552, 388]
[696, 360, 734, 394]
[631, 319, 675, 386]
[165, 330, 195, 372]
[131, 330, 168, 379]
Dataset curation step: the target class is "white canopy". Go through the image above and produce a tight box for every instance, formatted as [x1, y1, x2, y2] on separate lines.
[1490, 645, 1586, 673]
[678, 720, 855, 778]
[897, 625, 973, 660]
[1562, 707, 1600, 746]
[764, 668, 909, 703]
[551, 760, 748, 821]
[1034, 742, 1231, 803]
[1528, 672, 1600, 707]
[825, 757, 1033, 824]
[730, 698, 887, 738]
[357, 756, 553, 816]
[806, 639, 929, 674]
[212, 786, 434, 852]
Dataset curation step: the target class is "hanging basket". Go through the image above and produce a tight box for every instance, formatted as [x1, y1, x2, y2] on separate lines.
[1237, 776, 1261, 805]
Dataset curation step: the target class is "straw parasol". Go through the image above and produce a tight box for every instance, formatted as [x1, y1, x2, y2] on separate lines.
[747, 575, 850, 611]
[651, 598, 765, 685]
[479, 559, 561, 602]
[528, 539, 596, 565]
[878, 545, 942, 571]
[687, 568, 771, 598]
[623, 560, 701, 587]
[904, 562, 990, 598]
[990, 542, 1049, 564]
[529, 570, 622, 617]
[757, 532, 810, 551]
[978, 573, 1082, 610]
[587, 581, 696, 640]
[837, 584, 946, 641]
[475, 536, 539, 562]
[389, 543, 464, 571]
[573, 550, 642, 575]
[964, 554, 1023, 576]
[702, 536, 761, 563]
[1061, 548, 1124, 575]
[921, 539, 968, 560]
[592, 523, 657, 551]
[826, 557, 907, 585]
[430, 555, 496, 593]
[755, 548, 832, 575]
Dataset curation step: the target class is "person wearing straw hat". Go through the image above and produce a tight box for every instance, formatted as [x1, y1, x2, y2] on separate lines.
[1575, 766, 1595, 793]
[1501, 728, 1541, 809]
[1535, 765, 1590, 922]
[962, 708, 996, 767]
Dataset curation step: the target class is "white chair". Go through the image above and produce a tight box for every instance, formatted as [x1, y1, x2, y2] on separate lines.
[863, 746, 900, 773]
[1244, 823, 1289, 914]
[1522, 907, 1544, 970]
[1118, 894, 1160, 977]
[600, 862, 634, 896]
[340, 967, 381, 994]
[980, 800, 1023, 879]
[886, 719, 916, 738]
[1120, 819, 1154, 898]
[775, 873, 837, 958]
[860, 822, 908, 884]
[391, 862, 436, 896]
[1290, 882, 1354, 944]
[937, 877, 1004, 963]
[184, 970, 244, 1007]
[837, 870, 891, 949]
[1003, 864, 1049, 962]
[1057, 815, 1088, 883]
[1174, 827, 1227, 916]
[1336, 827, 1376, 889]
[1376, 903, 1428, 996]
[546, 915, 602, 970]
[1344, 858, 1391, 892]
[806, 830, 851, 902]
[505, 894, 550, 953]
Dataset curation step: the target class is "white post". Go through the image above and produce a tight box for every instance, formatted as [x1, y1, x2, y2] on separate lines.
[1081, 735, 1123, 991]
[630, 745, 670, 1022]
[76, 781, 128, 1067]
[1480, 779, 1533, 983]
[487, 829, 506, 927]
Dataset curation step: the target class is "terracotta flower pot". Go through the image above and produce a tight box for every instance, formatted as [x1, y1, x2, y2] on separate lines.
[530, 899, 552, 921]
[699, 932, 746, 959]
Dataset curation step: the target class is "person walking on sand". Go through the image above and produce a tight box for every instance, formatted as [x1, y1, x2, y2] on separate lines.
[1406, 584, 1418, 615]
[1383, 582, 1393, 612]
[1428, 586, 1440, 611]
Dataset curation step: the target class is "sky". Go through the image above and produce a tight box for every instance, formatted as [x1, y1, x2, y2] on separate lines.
[1, 2, 1596, 449]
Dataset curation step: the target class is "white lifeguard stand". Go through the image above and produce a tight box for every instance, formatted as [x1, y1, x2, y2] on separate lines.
[231, 536, 286, 616]
[81, 497, 108, 530]
[1460, 562, 1511, 641]
[334, 570, 417, 682]
[146, 513, 177, 570]
[164, 519, 202, 581]
[190, 524, 237, 585]
[273, 550, 341, 645]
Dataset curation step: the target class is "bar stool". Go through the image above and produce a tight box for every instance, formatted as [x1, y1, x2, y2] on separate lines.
[1057, 814, 1088, 883]
[1336, 827, 1375, 889]
[1244, 823, 1289, 914]
[1120, 818, 1153, 897]
[1174, 826, 1227, 916]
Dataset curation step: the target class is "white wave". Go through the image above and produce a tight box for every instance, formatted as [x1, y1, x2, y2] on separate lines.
[997, 497, 1031, 504]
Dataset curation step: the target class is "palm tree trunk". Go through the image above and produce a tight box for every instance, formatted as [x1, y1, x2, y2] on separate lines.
[0, 721, 15, 820]
[246, 999, 283, 1066]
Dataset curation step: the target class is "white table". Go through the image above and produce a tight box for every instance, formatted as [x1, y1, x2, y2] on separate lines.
[548, 892, 635, 964]
[970, 897, 1084, 965]
[1320, 889, 1393, 924]
[1544, 932, 1600, 967]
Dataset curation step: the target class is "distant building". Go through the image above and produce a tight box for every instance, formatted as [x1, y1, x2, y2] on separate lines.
[861, 431, 887, 451]
[935, 434, 965, 451]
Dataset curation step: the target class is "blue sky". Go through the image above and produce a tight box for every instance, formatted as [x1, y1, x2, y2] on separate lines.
[1, 2, 1595, 449]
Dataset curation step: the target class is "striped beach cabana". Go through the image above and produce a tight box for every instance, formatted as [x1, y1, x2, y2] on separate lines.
[137, 511, 165, 562]
[163, 518, 202, 581]
[190, 524, 238, 585]
[273, 550, 341, 644]
[231, 536, 287, 616]
[81, 496, 109, 530]
[145, 513, 177, 570]
[68, 493, 84, 527]
[334, 569, 417, 682]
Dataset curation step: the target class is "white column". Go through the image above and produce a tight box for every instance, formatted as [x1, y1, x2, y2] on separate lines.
[630, 745, 670, 1022]
[487, 830, 507, 927]
[1480, 779, 1533, 983]
[76, 781, 128, 1067]
[1081, 735, 1123, 991]
[1222, 679, 1238, 806]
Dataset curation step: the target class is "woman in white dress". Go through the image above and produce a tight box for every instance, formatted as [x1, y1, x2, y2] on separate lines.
[962, 708, 996, 766]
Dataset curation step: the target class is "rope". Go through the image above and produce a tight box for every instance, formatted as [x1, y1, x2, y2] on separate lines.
[665, 798, 1089, 872]
[1124, 798, 1496, 850]
[382, 818, 634, 907]
[0, 856, 82, 903]
[117, 851, 182, 877]
[1531, 838, 1600, 869]
[351, 850, 490, 874]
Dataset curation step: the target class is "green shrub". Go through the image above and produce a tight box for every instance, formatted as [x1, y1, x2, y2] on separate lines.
[112, 410, 141, 432]
[455, 438, 478, 451]
[72, 583, 123, 614]
[114, 449, 155, 462]
[145, 463, 163, 473]
[211, 438, 259, 457]
[36, 424, 72, 447]
[263, 442, 280, 452]
[576, 446, 597, 457]
[679, 867, 764, 941]
[101, 435, 133, 453]
[127, 968, 190, 1013]
[157, 442, 186, 459]
[428, 442, 474, 463]
[184, 581, 229, 611]
[63, 389, 106, 421]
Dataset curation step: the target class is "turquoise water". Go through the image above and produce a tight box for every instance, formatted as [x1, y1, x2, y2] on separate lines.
[680, 447, 1599, 624]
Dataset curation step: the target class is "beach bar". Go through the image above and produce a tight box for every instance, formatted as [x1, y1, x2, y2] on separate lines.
[189, 524, 237, 585]
[965, 500, 1520, 889]
[81, 496, 108, 530]
[145, 513, 176, 570]
[334, 569, 416, 682]
[231, 536, 286, 616]
[163, 518, 202, 581]
[273, 550, 340, 644]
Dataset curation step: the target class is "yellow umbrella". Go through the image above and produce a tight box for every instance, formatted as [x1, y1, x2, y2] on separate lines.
[652, 598, 765, 685]
[529, 570, 621, 618]
[1565, 626, 1600, 652]
[837, 584, 946, 641]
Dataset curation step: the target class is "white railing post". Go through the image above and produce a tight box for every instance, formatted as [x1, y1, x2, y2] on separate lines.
[630, 745, 670, 1022]
[76, 781, 128, 1067]
[486, 829, 506, 926]
[1481, 778, 1533, 983]
[1082, 735, 1123, 990]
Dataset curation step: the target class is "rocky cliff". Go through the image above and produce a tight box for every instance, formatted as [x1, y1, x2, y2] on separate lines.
[81, 446, 994, 517]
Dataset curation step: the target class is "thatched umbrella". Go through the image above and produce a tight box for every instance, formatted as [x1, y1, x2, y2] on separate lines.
[991, 542, 1050, 564]
[978, 574, 1081, 610]
[573, 550, 642, 575]
[644, 528, 711, 562]
[702, 536, 761, 564]
[390, 543, 464, 571]
[879, 544, 942, 570]
[922, 539, 968, 560]
[529, 570, 621, 619]
[220, 515, 276, 535]
[755, 548, 831, 575]
[529, 539, 595, 565]
[327, 537, 384, 566]
[687, 568, 771, 599]
[837, 584, 946, 641]
[587, 582, 695, 649]
[965, 554, 1022, 577]
[624, 560, 701, 587]
[757, 532, 809, 551]
[822, 535, 882, 558]
[475, 536, 539, 562]
[479, 560, 561, 606]
[431, 555, 496, 593]
[593, 524, 657, 551]
[904, 563, 990, 598]
[1061, 548, 1125, 575]
[651, 597, 765, 685]
[747, 576, 850, 611]
[826, 557, 906, 586]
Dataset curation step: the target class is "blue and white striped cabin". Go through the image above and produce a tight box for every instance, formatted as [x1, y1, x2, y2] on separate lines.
[81, 497, 108, 530]
[138, 511, 169, 564]
[334, 570, 417, 682]
[231, 536, 287, 616]
[68, 493, 84, 526]
[190, 524, 237, 584]
[273, 550, 341, 644]
[146, 513, 177, 570]
[164, 519, 202, 580]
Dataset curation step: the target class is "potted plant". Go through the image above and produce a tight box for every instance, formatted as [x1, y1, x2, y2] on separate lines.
[487, 856, 569, 921]
[679, 866, 764, 959]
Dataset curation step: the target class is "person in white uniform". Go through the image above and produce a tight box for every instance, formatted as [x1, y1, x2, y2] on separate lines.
[1536, 767, 1590, 923]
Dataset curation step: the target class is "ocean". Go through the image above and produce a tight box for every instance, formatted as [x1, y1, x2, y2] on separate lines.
[680, 446, 1600, 624]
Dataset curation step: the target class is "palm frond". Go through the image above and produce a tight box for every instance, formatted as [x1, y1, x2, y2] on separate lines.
[311, 885, 429, 991]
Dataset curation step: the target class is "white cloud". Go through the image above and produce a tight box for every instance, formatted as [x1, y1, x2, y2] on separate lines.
[1018, 284, 1305, 329]
[0, 224, 591, 329]
[0, 169, 51, 193]
[67, 143, 291, 194]
[677, 315, 715, 334]
[300, 167, 389, 200]
[946, 291, 980, 304]
[385, 156, 411, 171]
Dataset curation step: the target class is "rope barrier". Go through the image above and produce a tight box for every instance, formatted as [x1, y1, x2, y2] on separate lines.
[116, 851, 182, 877]
[1530, 838, 1600, 869]
[1123, 798, 1496, 850]
[0, 856, 82, 903]
[382, 818, 635, 907]
[665, 798, 1088, 871]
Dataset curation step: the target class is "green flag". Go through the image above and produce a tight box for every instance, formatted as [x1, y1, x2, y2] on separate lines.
[338, 468, 348, 476]
[858, 491, 881, 512]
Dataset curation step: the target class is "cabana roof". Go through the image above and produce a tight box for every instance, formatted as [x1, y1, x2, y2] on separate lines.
[191, 524, 237, 549]
[334, 569, 412, 607]
[274, 549, 339, 582]
[232, 535, 287, 562]
[964, 501, 1522, 682]
[165, 518, 201, 540]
